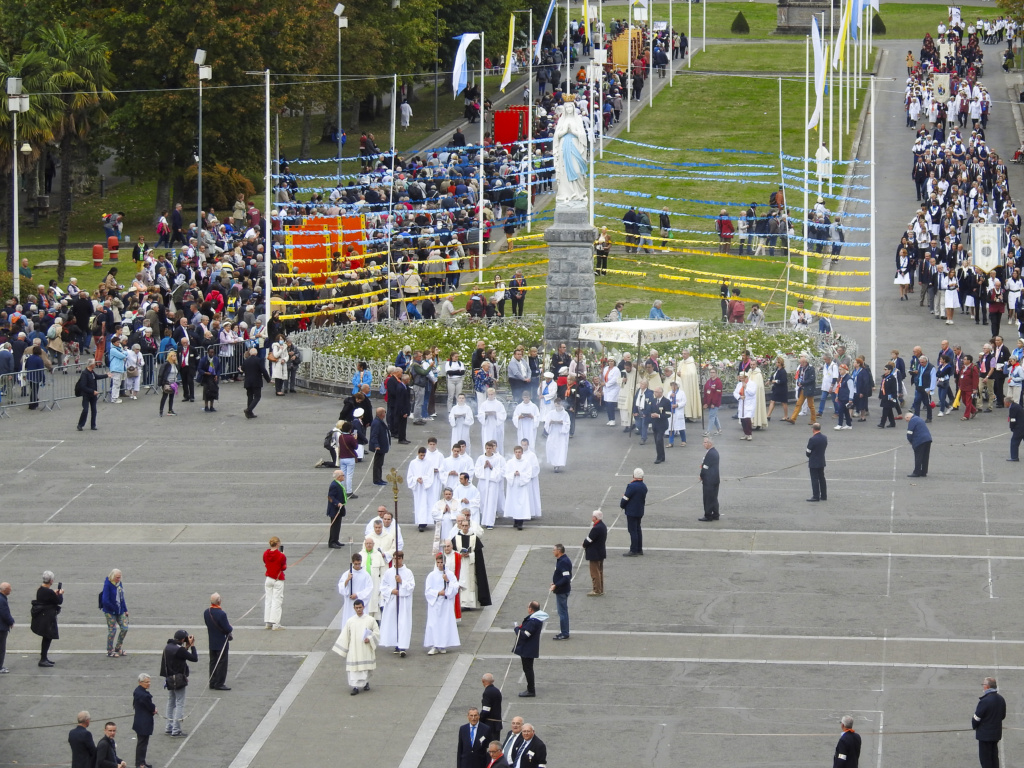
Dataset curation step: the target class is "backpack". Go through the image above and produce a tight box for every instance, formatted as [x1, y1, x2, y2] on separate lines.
[469, 295, 484, 316]
[323, 429, 335, 451]
[74, 377, 84, 397]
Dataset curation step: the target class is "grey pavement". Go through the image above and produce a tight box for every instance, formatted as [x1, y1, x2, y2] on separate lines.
[4, 34, 1024, 768]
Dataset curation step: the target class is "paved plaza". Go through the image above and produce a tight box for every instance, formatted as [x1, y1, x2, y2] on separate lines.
[3, 33, 1024, 768]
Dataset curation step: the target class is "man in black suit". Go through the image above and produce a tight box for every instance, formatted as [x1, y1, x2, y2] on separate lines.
[386, 371, 412, 444]
[241, 348, 271, 418]
[501, 717, 525, 765]
[516, 724, 547, 768]
[973, 676, 1006, 768]
[203, 593, 233, 691]
[95, 721, 127, 768]
[619, 469, 648, 556]
[698, 436, 721, 521]
[1007, 398, 1024, 461]
[457, 708, 493, 768]
[513, 601, 544, 697]
[833, 715, 862, 768]
[480, 673, 503, 734]
[327, 469, 348, 547]
[483, 740, 510, 768]
[647, 386, 671, 463]
[992, 336, 1010, 406]
[76, 360, 108, 431]
[369, 407, 391, 486]
[806, 422, 828, 502]
[68, 712, 96, 768]
[582, 510, 607, 595]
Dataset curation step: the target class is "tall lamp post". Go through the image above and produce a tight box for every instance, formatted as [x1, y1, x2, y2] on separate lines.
[334, 4, 348, 182]
[7, 79, 29, 300]
[195, 50, 212, 236]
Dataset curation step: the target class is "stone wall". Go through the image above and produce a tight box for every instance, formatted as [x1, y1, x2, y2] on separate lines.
[776, 0, 841, 36]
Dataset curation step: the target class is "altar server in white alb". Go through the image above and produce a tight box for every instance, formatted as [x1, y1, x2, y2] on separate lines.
[449, 394, 475, 451]
[332, 599, 379, 695]
[512, 390, 540, 445]
[504, 445, 535, 530]
[423, 437, 446, 501]
[441, 442, 474, 490]
[519, 438, 543, 519]
[478, 388, 508, 455]
[338, 553, 374, 629]
[454, 472, 482, 528]
[432, 487, 460, 545]
[475, 440, 506, 528]
[424, 552, 460, 655]
[542, 400, 571, 472]
[379, 551, 415, 657]
[450, 517, 492, 608]
[407, 447, 438, 531]
[538, 371, 557, 418]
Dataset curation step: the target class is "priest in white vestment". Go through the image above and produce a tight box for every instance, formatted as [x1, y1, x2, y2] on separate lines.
[454, 473, 481, 527]
[503, 446, 535, 530]
[478, 388, 508, 454]
[432, 487, 459, 546]
[361, 537, 387, 619]
[519, 439, 543, 519]
[678, 351, 703, 420]
[538, 372, 557, 418]
[542, 400, 570, 471]
[332, 599, 379, 694]
[379, 552, 415, 655]
[338, 554, 374, 628]
[365, 511, 404, 552]
[512, 390, 540, 445]
[450, 517, 492, 608]
[441, 443, 474, 490]
[474, 442, 506, 528]
[423, 553, 460, 654]
[448, 394, 475, 451]
[407, 447, 437, 529]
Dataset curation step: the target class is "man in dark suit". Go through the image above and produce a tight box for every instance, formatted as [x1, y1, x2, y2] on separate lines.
[619, 468, 648, 556]
[95, 721, 127, 768]
[973, 676, 1006, 768]
[369, 407, 391, 485]
[992, 336, 1010, 406]
[480, 673, 503, 734]
[904, 413, 933, 477]
[76, 360, 108, 431]
[784, 354, 817, 424]
[241, 348, 271, 418]
[513, 601, 544, 697]
[806, 422, 828, 502]
[132, 674, 156, 768]
[68, 712, 96, 768]
[698, 436, 721, 521]
[385, 370, 412, 443]
[912, 354, 936, 422]
[483, 740, 510, 768]
[833, 715, 861, 768]
[457, 708, 493, 768]
[327, 469, 348, 547]
[501, 717, 525, 765]
[632, 379, 653, 442]
[516, 724, 547, 768]
[1008, 398, 1024, 461]
[647, 387, 671, 463]
[582, 510, 607, 595]
[203, 593, 233, 690]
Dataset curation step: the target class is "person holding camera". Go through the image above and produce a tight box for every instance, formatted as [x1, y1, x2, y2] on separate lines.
[30, 571, 63, 667]
[159, 629, 198, 737]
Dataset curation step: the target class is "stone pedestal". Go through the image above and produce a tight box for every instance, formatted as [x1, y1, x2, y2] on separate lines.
[543, 205, 598, 346]
[776, 0, 840, 36]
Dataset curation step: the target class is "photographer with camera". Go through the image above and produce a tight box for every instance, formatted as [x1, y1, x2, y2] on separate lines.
[159, 629, 199, 737]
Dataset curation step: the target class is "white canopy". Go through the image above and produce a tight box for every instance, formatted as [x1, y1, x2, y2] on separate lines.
[577, 319, 700, 347]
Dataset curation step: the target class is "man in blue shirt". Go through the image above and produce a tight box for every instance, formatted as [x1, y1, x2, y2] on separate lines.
[904, 413, 933, 477]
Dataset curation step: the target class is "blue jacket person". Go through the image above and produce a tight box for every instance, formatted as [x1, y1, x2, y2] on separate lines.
[513, 601, 546, 698]
[973, 677, 1006, 768]
[620, 468, 648, 554]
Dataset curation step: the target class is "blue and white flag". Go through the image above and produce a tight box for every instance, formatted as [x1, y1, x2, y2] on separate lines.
[808, 16, 826, 130]
[452, 33, 481, 97]
[535, 0, 557, 62]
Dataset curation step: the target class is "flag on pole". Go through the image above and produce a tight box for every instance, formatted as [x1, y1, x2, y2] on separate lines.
[850, 0, 863, 40]
[808, 17, 826, 130]
[582, 0, 590, 43]
[934, 73, 951, 103]
[500, 15, 516, 92]
[832, 0, 853, 68]
[535, 0, 557, 62]
[452, 32, 481, 97]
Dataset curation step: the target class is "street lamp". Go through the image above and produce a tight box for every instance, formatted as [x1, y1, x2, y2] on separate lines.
[7, 78, 29, 301]
[195, 49, 212, 238]
[333, 4, 348, 182]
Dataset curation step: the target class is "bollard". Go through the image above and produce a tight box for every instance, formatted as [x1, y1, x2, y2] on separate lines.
[93, 244, 104, 268]
[107, 235, 119, 262]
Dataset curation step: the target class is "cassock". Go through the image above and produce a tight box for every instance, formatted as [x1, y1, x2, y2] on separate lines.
[406, 457, 437, 526]
[454, 481, 482, 526]
[441, 452, 475, 489]
[451, 530, 492, 608]
[522, 448, 543, 517]
[361, 547, 388, 619]
[474, 452, 507, 527]
[734, 378, 759, 419]
[748, 366, 769, 428]
[538, 379, 557, 418]
[478, 398, 508, 454]
[449, 403, 475, 451]
[542, 406, 570, 468]
[679, 356, 703, 419]
[423, 446, 446, 501]
[379, 565, 415, 650]
[503, 456, 535, 521]
[512, 400, 540, 445]
[338, 567, 373, 628]
[331, 611, 379, 688]
[423, 567, 461, 649]
[432, 497, 459, 542]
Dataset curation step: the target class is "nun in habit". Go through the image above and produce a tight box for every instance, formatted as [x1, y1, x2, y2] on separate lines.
[478, 388, 508, 455]
[448, 393, 475, 451]
[538, 371, 557, 419]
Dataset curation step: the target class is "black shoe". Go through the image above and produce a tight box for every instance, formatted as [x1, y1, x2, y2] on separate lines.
[363, 683, 370, 691]
[38, 659, 54, 667]
[329, 542, 344, 548]
[348, 494, 358, 499]
[351, 687, 360, 695]
[518, 691, 536, 697]
[373, 481, 388, 486]
[418, 525, 426, 532]
[907, 473, 922, 477]
[77, 425, 84, 431]
[91, 426, 98, 430]
[552, 634, 569, 640]
[244, 411, 254, 419]
[1008, 458, 1020, 462]
[807, 498, 820, 502]
[398, 440, 411, 445]
[622, 552, 639, 557]
[212, 685, 231, 691]
[697, 516, 719, 522]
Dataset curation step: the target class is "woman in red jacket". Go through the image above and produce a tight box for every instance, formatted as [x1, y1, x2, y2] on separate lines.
[263, 537, 287, 630]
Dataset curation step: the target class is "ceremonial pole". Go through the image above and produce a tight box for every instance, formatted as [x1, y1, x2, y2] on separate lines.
[528, 11, 534, 233]
[388, 73, 397, 319]
[869, 74, 877, 374]
[478, 31, 486, 283]
[386, 467, 402, 641]
[648, 0, 654, 108]
[669, 0, 673, 86]
[687, 0, 691, 68]
[264, 70, 272, 323]
[627, 9, 633, 132]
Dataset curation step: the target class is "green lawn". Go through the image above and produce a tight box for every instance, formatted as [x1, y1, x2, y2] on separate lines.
[690, 43, 805, 72]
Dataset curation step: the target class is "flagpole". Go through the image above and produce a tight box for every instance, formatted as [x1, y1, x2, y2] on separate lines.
[780, 76, 790, 324]
[649, 0, 654, 108]
[702, 1, 706, 62]
[566, 0, 571, 93]
[869, 73, 876, 374]
[845, 10, 850, 133]
[803, 33, 810, 285]
[589, 63, 596, 227]
[627, 9, 633, 132]
[388, 73, 397, 319]
[669, 0, 673, 86]
[828, 0, 834, 198]
[818, 11, 825, 198]
[687, 0, 691, 68]
[479, 31, 485, 284]
[528, 12, 534, 234]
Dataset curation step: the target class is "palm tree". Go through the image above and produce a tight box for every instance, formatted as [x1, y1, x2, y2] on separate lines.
[0, 48, 62, 277]
[31, 24, 114, 281]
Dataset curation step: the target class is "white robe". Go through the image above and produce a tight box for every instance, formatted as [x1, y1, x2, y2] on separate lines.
[748, 366, 768, 428]
[474, 452, 506, 527]
[601, 366, 621, 409]
[332, 612, 379, 687]
[669, 389, 687, 432]
[423, 567, 461, 648]
[538, 380, 557, 418]
[522, 449, 542, 517]
[448, 404, 475, 451]
[338, 568, 373, 629]
[450, 531, 484, 608]
[406, 457, 437, 527]
[369, 528, 397, 562]
[379, 565, 415, 649]
[361, 547, 388, 619]
[432, 498, 459, 542]
[679, 357, 702, 419]
[542, 408, 570, 467]
[478, 399, 508, 454]
[733, 379, 759, 419]
[512, 401, 540, 445]
[503, 456, 535, 520]
[364, 520, 404, 553]
[440, 453, 474, 490]
[423, 447, 446, 501]
[453, 482, 481, 527]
